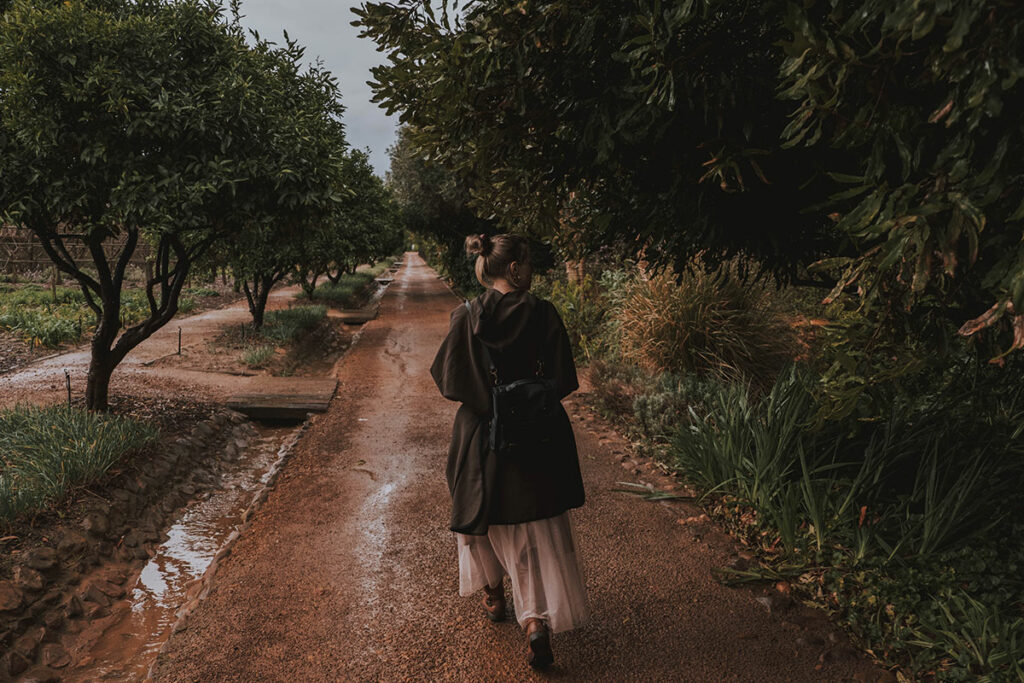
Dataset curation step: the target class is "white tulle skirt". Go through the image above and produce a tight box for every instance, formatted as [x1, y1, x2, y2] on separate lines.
[456, 511, 590, 633]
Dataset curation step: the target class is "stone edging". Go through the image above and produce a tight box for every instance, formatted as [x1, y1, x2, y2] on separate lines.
[144, 416, 312, 682]
[0, 409, 257, 681]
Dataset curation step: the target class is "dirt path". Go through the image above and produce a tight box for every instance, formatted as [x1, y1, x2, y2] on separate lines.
[0, 285, 304, 410]
[151, 254, 882, 682]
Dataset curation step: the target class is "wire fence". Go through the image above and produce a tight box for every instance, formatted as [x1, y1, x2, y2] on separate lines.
[0, 225, 151, 278]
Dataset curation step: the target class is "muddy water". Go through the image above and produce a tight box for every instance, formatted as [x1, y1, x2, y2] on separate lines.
[65, 423, 300, 682]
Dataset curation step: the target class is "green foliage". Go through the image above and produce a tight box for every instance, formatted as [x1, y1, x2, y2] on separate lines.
[0, 284, 197, 348]
[0, 0, 353, 408]
[358, 0, 1024, 355]
[386, 126, 493, 296]
[356, 1, 835, 276]
[665, 365, 1024, 677]
[304, 271, 376, 307]
[531, 274, 611, 362]
[258, 305, 326, 344]
[0, 404, 157, 526]
[618, 259, 798, 389]
[781, 1, 1024, 344]
[240, 344, 275, 368]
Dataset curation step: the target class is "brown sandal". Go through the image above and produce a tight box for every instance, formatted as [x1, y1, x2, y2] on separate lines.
[525, 617, 554, 669]
[482, 583, 506, 622]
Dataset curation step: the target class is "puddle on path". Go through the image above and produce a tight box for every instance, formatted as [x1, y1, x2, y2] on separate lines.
[65, 423, 298, 682]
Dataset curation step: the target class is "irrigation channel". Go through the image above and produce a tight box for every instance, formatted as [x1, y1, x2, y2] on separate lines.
[16, 278, 393, 683]
[64, 421, 302, 682]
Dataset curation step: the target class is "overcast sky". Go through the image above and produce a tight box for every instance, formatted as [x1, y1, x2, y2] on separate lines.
[237, 1, 398, 177]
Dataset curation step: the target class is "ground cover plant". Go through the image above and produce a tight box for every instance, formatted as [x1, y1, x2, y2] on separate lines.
[0, 404, 158, 527]
[0, 283, 209, 349]
[256, 305, 327, 345]
[294, 258, 399, 308]
[533, 260, 1024, 679]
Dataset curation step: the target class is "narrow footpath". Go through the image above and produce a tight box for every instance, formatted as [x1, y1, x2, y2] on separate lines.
[152, 254, 882, 682]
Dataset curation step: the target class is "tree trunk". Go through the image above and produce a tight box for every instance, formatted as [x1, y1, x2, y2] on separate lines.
[301, 272, 318, 300]
[85, 308, 120, 411]
[326, 268, 342, 284]
[242, 274, 275, 328]
[85, 347, 115, 412]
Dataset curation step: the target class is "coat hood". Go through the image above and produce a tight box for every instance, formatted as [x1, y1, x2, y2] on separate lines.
[469, 288, 539, 350]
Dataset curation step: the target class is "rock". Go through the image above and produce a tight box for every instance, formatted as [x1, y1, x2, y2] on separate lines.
[80, 583, 111, 607]
[93, 580, 124, 600]
[82, 602, 107, 620]
[11, 626, 45, 658]
[18, 665, 62, 682]
[22, 548, 57, 571]
[37, 589, 61, 607]
[0, 581, 24, 611]
[82, 512, 109, 536]
[13, 566, 44, 592]
[193, 421, 215, 439]
[39, 643, 70, 669]
[123, 529, 145, 548]
[64, 594, 83, 618]
[97, 566, 129, 586]
[42, 610, 64, 631]
[755, 593, 793, 614]
[56, 530, 88, 556]
[233, 438, 248, 451]
[3, 651, 30, 677]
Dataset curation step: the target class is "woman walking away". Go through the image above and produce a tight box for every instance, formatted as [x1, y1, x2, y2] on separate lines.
[430, 233, 589, 670]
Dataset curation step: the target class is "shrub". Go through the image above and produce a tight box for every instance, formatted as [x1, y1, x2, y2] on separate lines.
[240, 344, 275, 368]
[260, 304, 326, 343]
[306, 272, 376, 307]
[0, 404, 158, 525]
[618, 258, 798, 389]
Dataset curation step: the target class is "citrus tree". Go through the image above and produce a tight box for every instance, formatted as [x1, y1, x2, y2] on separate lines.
[0, 0, 344, 408]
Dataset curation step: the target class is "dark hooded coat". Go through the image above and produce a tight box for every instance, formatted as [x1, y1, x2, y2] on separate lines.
[430, 288, 585, 535]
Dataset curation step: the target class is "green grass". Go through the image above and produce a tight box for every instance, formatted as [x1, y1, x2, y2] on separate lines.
[0, 283, 208, 348]
[259, 304, 327, 343]
[303, 272, 376, 307]
[363, 259, 393, 278]
[240, 344, 276, 367]
[0, 404, 158, 526]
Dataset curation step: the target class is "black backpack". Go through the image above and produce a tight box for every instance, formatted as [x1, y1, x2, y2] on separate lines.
[465, 300, 559, 454]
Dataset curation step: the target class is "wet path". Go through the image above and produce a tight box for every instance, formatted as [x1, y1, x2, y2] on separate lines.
[151, 254, 882, 682]
[66, 423, 298, 682]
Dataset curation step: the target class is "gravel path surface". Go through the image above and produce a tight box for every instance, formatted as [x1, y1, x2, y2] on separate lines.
[151, 254, 884, 682]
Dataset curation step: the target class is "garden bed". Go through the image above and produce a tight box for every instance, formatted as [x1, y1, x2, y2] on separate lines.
[0, 279, 243, 376]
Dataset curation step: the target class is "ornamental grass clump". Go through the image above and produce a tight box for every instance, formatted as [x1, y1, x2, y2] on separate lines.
[618, 258, 798, 390]
[308, 272, 376, 307]
[260, 304, 327, 343]
[0, 404, 158, 526]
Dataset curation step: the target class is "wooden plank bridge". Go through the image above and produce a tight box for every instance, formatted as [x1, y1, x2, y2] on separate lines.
[226, 376, 338, 420]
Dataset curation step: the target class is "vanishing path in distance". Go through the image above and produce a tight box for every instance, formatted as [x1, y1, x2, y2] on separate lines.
[152, 253, 882, 681]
